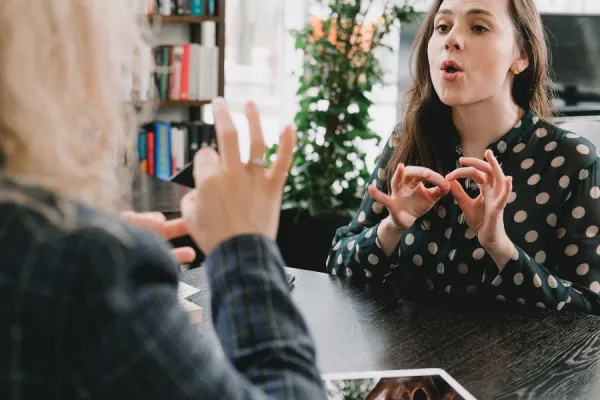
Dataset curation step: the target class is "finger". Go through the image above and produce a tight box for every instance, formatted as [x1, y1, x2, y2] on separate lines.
[390, 163, 405, 192]
[160, 218, 189, 240]
[211, 97, 241, 169]
[171, 247, 196, 265]
[485, 149, 506, 184]
[180, 191, 196, 220]
[368, 184, 393, 209]
[402, 166, 450, 190]
[426, 184, 450, 201]
[459, 157, 493, 176]
[193, 147, 220, 185]
[120, 211, 166, 232]
[245, 100, 266, 161]
[448, 180, 473, 209]
[496, 176, 513, 208]
[269, 124, 297, 187]
[446, 167, 487, 185]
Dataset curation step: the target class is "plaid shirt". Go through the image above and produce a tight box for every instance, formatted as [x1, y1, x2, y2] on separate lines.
[0, 179, 327, 399]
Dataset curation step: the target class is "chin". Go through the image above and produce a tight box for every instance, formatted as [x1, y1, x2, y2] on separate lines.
[436, 91, 473, 107]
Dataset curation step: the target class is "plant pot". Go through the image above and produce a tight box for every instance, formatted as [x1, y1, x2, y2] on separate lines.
[276, 208, 351, 272]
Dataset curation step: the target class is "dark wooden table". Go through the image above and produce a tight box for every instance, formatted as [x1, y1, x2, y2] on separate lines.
[136, 174, 600, 400]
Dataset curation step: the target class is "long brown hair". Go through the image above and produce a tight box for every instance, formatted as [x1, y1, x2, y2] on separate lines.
[384, 0, 553, 189]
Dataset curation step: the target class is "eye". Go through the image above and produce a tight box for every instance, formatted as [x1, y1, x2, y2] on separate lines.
[435, 24, 450, 33]
[472, 25, 489, 33]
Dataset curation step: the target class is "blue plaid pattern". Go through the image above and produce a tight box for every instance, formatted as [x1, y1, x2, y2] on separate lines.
[0, 178, 327, 399]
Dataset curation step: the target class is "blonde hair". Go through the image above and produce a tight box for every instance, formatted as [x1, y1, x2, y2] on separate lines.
[0, 0, 152, 215]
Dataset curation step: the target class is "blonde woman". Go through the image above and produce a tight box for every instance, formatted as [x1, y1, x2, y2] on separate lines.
[0, 1, 326, 398]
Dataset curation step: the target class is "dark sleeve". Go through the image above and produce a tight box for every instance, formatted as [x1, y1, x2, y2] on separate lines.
[68, 226, 326, 399]
[325, 135, 403, 284]
[494, 158, 600, 313]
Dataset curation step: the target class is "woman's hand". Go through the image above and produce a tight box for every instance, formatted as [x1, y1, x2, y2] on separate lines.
[368, 164, 451, 231]
[446, 149, 516, 269]
[120, 211, 196, 264]
[180, 98, 295, 255]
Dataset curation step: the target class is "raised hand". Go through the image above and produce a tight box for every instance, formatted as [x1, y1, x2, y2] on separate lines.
[368, 164, 451, 231]
[446, 149, 515, 267]
[120, 211, 196, 264]
[180, 98, 296, 254]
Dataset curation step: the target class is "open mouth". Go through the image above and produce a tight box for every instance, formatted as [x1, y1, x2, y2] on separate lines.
[440, 60, 463, 74]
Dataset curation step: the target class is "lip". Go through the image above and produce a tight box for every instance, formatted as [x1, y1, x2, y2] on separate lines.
[440, 60, 464, 82]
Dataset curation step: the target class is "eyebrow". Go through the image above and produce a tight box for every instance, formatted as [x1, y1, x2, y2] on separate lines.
[436, 8, 495, 18]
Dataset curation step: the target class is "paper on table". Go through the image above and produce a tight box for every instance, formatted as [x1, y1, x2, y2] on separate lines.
[178, 281, 200, 299]
[179, 298, 203, 325]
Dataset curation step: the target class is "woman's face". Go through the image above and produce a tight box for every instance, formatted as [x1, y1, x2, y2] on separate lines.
[427, 0, 528, 107]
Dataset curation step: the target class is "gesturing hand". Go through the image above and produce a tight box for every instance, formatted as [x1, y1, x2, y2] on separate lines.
[368, 164, 450, 231]
[180, 98, 296, 254]
[446, 149, 514, 260]
[120, 211, 196, 264]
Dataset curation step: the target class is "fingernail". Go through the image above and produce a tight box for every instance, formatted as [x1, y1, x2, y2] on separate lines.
[212, 97, 225, 107]
[246, 100, 256, 113]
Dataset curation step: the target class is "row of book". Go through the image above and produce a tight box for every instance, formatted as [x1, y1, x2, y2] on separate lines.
[124, 21, 219, 103]
[139, 0, 219, 16]
[138, 120, 218, 180]
[154, 42, 219, 102]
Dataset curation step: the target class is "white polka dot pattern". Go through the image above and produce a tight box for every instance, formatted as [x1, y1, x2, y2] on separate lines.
[325, 114, 600, 314]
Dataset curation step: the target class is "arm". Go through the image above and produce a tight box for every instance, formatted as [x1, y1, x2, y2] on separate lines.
[492, 159, 600, 313]
[326, 136, 403, 283]
[69, 227, 326, 399]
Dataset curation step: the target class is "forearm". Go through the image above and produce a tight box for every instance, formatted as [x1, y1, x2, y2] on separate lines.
[206, 234, 326, 398]
[376, 216, 406, 257]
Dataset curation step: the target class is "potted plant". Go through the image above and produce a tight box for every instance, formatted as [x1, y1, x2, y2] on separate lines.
[268, 0, 418, 272]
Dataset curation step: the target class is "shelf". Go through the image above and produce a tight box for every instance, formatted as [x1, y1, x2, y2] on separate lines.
[147, 15, 220, 24]
[131, 100, 211, 108]
[159, 100, 211, 107]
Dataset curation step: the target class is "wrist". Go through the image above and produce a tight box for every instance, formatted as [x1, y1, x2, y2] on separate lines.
[484, 235, 516, 271]
[382, 215, 407, 233]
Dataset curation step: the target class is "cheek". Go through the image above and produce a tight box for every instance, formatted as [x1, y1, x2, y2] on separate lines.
[427, 40, 439, 75]
[471, 41, 513, 79]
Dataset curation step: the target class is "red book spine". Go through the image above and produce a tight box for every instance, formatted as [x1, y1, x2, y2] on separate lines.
[147, 130, 155, 176]
[180, 44, 190, 100]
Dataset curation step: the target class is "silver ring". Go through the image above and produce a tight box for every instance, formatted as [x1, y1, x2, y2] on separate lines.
[247, 158, 267, 168]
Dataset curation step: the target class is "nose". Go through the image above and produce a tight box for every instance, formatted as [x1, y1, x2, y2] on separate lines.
[444, 29, 464, 51]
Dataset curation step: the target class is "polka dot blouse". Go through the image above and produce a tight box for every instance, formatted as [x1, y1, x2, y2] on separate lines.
[327, 110, 600, 314]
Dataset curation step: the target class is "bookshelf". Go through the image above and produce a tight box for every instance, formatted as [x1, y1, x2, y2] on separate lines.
[148, 15, 220, 24]
[146, 0, 226, 121]
[134, 1, 225, 186]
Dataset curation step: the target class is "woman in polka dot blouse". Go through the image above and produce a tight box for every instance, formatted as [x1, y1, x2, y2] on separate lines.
[326, 0, 600, 314]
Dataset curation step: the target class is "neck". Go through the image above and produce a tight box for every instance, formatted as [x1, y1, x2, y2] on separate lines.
[452, 94, 523, 159]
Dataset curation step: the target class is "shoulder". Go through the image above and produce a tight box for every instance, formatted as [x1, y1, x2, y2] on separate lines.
[535, 119, 600, 171]
[0, 178, 178, 289]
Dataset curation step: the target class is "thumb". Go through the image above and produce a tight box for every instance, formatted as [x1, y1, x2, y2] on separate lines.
[448, 180, 472, 209]
[180, 190, 197, 221]
[193, 147, 220, 187]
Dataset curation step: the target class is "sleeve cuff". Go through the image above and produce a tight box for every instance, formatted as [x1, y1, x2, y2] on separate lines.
[205, 234, 287, 291]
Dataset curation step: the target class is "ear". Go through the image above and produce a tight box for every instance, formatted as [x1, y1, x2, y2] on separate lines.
[512, 47, 530, 74]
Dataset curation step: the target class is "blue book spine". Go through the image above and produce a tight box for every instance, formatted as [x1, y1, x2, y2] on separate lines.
[191, 0, 203, 15]
[154, 121, 172, 180]
[137, 130, 146, 161]
[208, 0, 215, 15]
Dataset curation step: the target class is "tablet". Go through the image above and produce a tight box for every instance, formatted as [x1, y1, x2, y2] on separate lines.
[169, 161, 195, 188]
[322, 368, 476, 400]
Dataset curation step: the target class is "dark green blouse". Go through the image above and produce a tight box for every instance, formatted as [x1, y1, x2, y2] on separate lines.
[327, 110, 600, 314]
